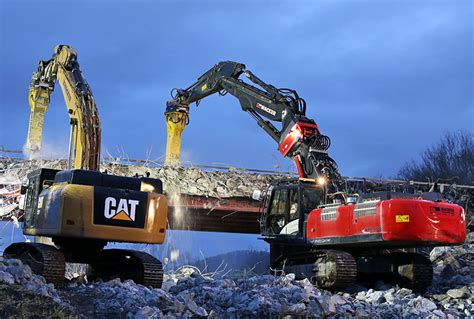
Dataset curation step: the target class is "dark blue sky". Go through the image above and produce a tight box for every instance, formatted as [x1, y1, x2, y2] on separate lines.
[1, 0, 473, 177]
[0, 1, 473, 257]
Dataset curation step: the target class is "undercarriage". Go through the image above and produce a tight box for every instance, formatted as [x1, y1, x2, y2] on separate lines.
[3, 238, 164, 288]
[268, 241, 433, 291]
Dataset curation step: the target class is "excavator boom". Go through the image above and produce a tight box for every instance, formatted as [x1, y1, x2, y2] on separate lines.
[166, 61, 343, 189]
[26, 45, 100, 171]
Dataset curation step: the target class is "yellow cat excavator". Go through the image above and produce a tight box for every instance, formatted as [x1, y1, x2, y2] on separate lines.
[4, 45, 168, 287]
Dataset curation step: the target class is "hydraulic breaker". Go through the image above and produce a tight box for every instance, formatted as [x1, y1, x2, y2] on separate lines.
[165, 101, 189, 166]
[26, 87, 50, 154]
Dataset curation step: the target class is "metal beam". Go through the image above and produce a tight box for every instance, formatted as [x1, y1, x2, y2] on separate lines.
[167, 195, 261, 234]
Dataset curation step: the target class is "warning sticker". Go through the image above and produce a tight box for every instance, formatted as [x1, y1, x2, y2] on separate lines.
[396, 215, 410, 223]
[37, 196, 44, 209]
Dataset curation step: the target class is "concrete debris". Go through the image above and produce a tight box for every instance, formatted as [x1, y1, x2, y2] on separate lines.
[0, 158, 287, 200]
[0, 283, 78, 318]
[431, 244, 474, 286]
[0, 256, 66, 306]
[133, 305, 161, 319]
[0, 244, 471, 317]
[446, 287, 466, 299]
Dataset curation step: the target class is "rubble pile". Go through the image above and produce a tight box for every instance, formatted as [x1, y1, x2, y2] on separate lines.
[0, 245, 472, 318]
[426, 244, 474, 316]
[0, 158, 286, 199]
[431, 244, 474, 282]
[0, 256, 66, 306]
[110, 164, 283, 198]
[0, 183, 20, 216]
[0, 158, 67, 181]
[0, 284, 77, 319]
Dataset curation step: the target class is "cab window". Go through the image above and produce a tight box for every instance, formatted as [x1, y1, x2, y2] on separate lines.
[289, 189, 299, 221]
[301, 187, 324, 213]
[269, 189, 281, 216]
[24, 178, 37, 226]
[269, 189, 288, 216]
[268, 188, 288, 232]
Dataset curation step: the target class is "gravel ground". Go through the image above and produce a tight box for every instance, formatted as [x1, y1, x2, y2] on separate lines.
[0, 243, 472, 318]
[0, 283, 77, 319]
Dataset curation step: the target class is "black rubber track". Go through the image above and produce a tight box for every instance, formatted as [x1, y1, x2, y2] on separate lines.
[89, 249, 163, 288]
[126, 250, 164, 288]
[313, 249, 357, 289]
[395, 253, 433, 290]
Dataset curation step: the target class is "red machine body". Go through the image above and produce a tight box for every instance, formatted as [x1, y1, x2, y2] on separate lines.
[306, 197, 466, 246]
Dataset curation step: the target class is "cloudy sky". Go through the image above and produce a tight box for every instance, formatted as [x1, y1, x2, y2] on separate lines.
[0, 0, 472, 257]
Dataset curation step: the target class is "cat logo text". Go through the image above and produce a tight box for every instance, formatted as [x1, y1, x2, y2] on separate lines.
[104, 197, 139, 222]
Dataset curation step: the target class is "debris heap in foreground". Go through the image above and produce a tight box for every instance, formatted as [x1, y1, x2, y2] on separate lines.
[0, 244, 473, 317]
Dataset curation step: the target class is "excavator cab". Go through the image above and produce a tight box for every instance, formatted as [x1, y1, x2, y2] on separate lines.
[262, 181, 325, 236]
[22, 168, 60, 229]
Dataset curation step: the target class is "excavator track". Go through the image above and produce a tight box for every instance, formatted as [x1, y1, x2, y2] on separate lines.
[393, 252, 433, 290]
[3, 243, 66, 287]
[313, 250, 357, 289]
[268, 243, 358, 289]
[356, 250, 434, 291]
[88, 249, 163, 288]
[127, 250, 164, 288]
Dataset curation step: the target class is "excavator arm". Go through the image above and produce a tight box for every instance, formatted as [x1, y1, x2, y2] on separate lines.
[26, 45, 101, 171]
[166, 61, 343, 190]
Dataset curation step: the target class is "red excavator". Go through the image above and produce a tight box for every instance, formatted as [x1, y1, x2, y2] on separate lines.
[166, 61, 466, 290]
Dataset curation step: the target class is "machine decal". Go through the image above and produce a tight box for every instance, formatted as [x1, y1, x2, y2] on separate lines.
[104, 197, 140, 221]
[94, 187, 147, 228]
[396, 215, 410, 223]
[256, 103, 276, 116]
[430, 206, 455, 216]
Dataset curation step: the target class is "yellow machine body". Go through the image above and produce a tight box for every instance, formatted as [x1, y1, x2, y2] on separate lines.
[23, 169, 168, 244]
